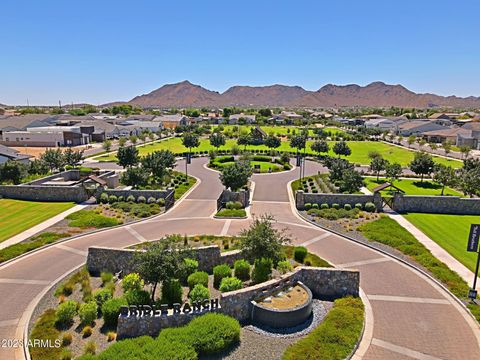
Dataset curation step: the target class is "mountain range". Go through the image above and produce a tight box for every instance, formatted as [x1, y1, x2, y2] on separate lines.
[126, 81, 480, 109]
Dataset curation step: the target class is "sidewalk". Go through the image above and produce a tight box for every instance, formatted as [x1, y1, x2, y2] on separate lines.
[385, 209, 480, 291]
[0, 204, 87, 250]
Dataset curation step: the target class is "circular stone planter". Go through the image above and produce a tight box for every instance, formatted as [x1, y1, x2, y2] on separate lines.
[251, 281, 313, 329]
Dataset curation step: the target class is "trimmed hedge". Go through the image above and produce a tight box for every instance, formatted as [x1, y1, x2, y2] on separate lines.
[213, 264, 232, 288]
[187, 271, 209, 289]
[252, 258, 272, 284]
[56, 300, 77, 325]
[161, 279, 183, 306]
[219, 277, 243, 292]
[233, 259, 251, 281]
[102, 297, 128, 327]
[294, 246, 308, 263]
[188, 284, 210, 303]
[79, 301, 97, 325]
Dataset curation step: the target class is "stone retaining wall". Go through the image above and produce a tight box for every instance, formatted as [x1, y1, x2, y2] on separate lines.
[0, 184, 89, 202]
[392, 193, 480, 215]
[218, 188, 250, 210]
[296, 190, 383, 211]
[98, 188, 174, 202]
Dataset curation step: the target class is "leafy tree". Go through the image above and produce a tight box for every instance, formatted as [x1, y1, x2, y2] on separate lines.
[367, 150, 381, 160]
[135, 236, 191, 301]
[369, 156, 388, 181]
[120, 167, 149, 189]
[432, 164, 456, 195]
[310, 140, 329, 157]
[141, 150, 176, 185]
[41, 148, 65, 172]
[182, 132, 200, 179]
[463, 158, 480, 172]
[324, 157, 353, 183]
[117, 146, 139, 168]
[264, 135, 281, 150]
[220, 161, 252, 191]
[28, 159, 49, 175]
[409, 151, 435, 182]
[102, 140, 112, 152]
[63, 148, 84, 168]
[258, 108, 272, 117]
[429, 143, 438, 151]
[459, 145, 472, 159]
[339, 168, 364, 193]
[332, 141, 351, 158]
[442, 141, 452, 155]
[0, 161, 25, 184]
[209, 133, 226, 150]
[407, 135, 416, 147]
[129, 135, 138, 144]
[289, 135, 306, 158]
[239, 214, 290, 265]
[236, 134, 251, 151]
[138, 133, 146, 143]
[118, 137, 127, 147]
[385, 162, 402, 184]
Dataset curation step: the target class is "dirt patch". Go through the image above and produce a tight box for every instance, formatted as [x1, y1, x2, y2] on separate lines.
[258, 285, 308, 310]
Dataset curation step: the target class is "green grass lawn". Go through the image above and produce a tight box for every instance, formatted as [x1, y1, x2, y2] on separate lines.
[364, 177, 463, 196]
[211, 125, 344, 137]
[96, 137, 462, 168]
[0, 199, 74, 243]
[215, 209, 247, 218]
[403, 213, 480, 272]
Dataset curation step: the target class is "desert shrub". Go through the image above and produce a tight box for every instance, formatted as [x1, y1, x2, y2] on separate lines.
[82, 325, 93, 337]
[79, 301, 98, 325]
[157, 198, 166, 206]
[332, 203, 340, 209]
[122, 273, 144, 293]
[187, 271, 209, 290]
[219, 277, 243, 292]
[312, 203, 319, 209]
[189, 284, 210, 303]
[147, 196, 156, 204]
[294, 246, 308, 263]
[365, 202, 376, 212]
[213, 264, 231, 288]
[60, 348, 73, 360]
[304, 203, 312, 210]
[102, 297, 128, 327]
[117, 196, 124, 202]
[125, 289, 151, 305]
[107, 331, 116, 342]
[83, 340, 96, 355]
[56, 300, 77, 324]
[226, 201, 243, 210]
[277, 260, 293, 274]
[233, 259, 251, 281]
[94, 288, 112, 308]
[100, 271, 114, 285]
[181, 258, 199, 284]
[108, 195, 117, 204]
[161, 279, 183, 306]
[355, 203, 363, 210]
[126, 195, 135, 202]
[252, 258, 273, 284]
[137, 196, 146, 203]
[320, 203, 329, 209]
[99, 192, 109, 204]
[61, 332, 73, 346]
[344, 203, 352, 210]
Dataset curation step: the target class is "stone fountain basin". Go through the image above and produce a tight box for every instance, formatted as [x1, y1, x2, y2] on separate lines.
[251, 281, 313, 329]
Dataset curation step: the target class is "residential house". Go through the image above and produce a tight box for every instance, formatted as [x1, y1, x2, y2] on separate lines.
[457, 123, 480, 150]
[422, 127, 470, 144]
[397, 120, 446, 136]
[1, 126, 92, 147]
[0, 144, 32, 164]
[365, 118, 398, 130]
[429, 113, 452, 120]
[157, 114, 188, 129]
[228, 113, 256, 125]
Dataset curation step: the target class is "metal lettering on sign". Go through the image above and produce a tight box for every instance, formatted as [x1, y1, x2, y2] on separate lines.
[467, 224, 480, 252]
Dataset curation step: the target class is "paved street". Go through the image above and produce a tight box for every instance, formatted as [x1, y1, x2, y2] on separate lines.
[0, 157, 479, 360]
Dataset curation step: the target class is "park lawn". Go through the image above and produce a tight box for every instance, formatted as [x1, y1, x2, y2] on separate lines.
[97, 138, 462, 168]
[0, 199, 74, 243]
[364, 177, 463, 197]
[212, 160, 283, 173]
[403, 213, 480, 272]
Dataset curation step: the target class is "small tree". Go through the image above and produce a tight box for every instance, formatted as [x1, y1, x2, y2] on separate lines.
[339, 168, 364, 193]
[264, 135, 281, 151]
[64, 148, 84, 168]
[369, 155, 387, 181]
[220, 161, 252, 191]
[41, 148, 65, 172]
[432, 164, 456, 195]
[459, 167, 480, 198]
[236, 134, 251, 151]
[310, 140, 329, 158]
[407, 135, 416, 148]
[239, 214, 290, 265]
[209, 133, 226, 150]
[332, 141, 351, 158]
[0, 161, 25, 184]
[118, 137, 127, 147]
[129, 135, 138, 145]
[409, 151, 435, 182]
[442, 141, 452, 155]
[117, 146, 139, 168]
[385, 162, 402, 184]
[182, 132, 200, 179]
[459, 145, 472, 159]
[289, 135, 306, 157]
[102, 140, 112, 152]
[141, 150, 176, 185]
[120, 167, 149, 189]
[429, 143, 438, 151]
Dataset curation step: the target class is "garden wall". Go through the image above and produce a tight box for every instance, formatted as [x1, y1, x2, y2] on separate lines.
[25, 169, 81, 185]
[86, 245, 243, 275]
[296, 190, 383, 211]
[217, 188, 250, 210]
[116, 266, 359, 338]
[392, 194, 480, 215]
[0, 184, 88, 202]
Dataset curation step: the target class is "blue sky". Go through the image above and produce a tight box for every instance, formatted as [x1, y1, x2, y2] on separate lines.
[1, 0, 479, 105]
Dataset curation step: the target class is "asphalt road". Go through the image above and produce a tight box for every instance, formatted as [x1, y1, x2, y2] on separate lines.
[0, 157, 479, 360]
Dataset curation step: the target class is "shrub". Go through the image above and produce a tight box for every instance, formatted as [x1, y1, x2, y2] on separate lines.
[226, 201, 243, 210]
[187, 271, 209, 290]
[137, 196, 146, 203]
[277, 260, 293, 274]
[213, 264, 231, 288]
[102, 297, 128, 327]
[79, 301, 97, 325]
[60, 348, 73, 360]
[161, 279, 183, 306]
[157, 198, 166, 206]
[252, 258, 273, 284]
[82, 325, 93, 337]
[365, 202, 376, 212]
[332, 203, 340, 209]
[122, 273, 144, 293]
[355, 203, 363, 210]
[294, 246, 308, 263]
[105, 281, 116, 295]
[61, 332, 73, 346]
[99, 192, 109, 204]
[108, 195, 118, 204]
[117, 196, 124, 202]
[344, 203, 352, 211]
[181, 258, 199, 284]
[320, 203, 329, 209]
[233, 259, 251, 281]
[189, 284, 210, 303]
[93, 288, 112, 307]
[147, 196, 156, 204]
[100, 271, 114, 285]
[84, 340, 96, 355]
[126, 195, 135, 202]
[312, 203, 319, 209]
[304, 203, 312, 210]
[125, 289, 151, 305]
[219, 277, 243, 292]
[56, 300, 77, 324]
[107, 331, 116, 342]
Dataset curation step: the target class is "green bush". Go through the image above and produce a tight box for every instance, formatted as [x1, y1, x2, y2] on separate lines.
[233, 259, 251, 281]
[213, 264, 231, 288]
[102, 297, 128, 327]
[312, 203, 319, 209]
[252, 258, 272, 284]
[122, 273, 144, 293]
[161, 279, 183, 306]
[277, 260, 293, 274]
[125, 289, 151, 305]
[304, 203, 312, 210]
[181, 258, 199, 284]
[66, 210, 121, 228]
[219, 277, 243, 292]
[108, 195, 118, 204]
[189, 284, 210, 303]
[101, 271, 113, 285]
[355, 203, 363, 210]
[126, 195, 135, 202]
[365, 202, 376, 212]
[294, 246, 308, 263]
[93, 288, 112, 307]
[226, 201, 243, 210]
[147, 196, 156, 204]
[157, 198, 166, 206]
[332, 203, 340, 209]
[344, 203, 352, 210]
[79, 301, 97, 325]
[117, 195, 124, 202]
[99, 192, 109, 204]
[56, 300, 78, 324]
[320, 203, 329, 209]
[137, 196, 146, 203]
[187, 271, 209, 290]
